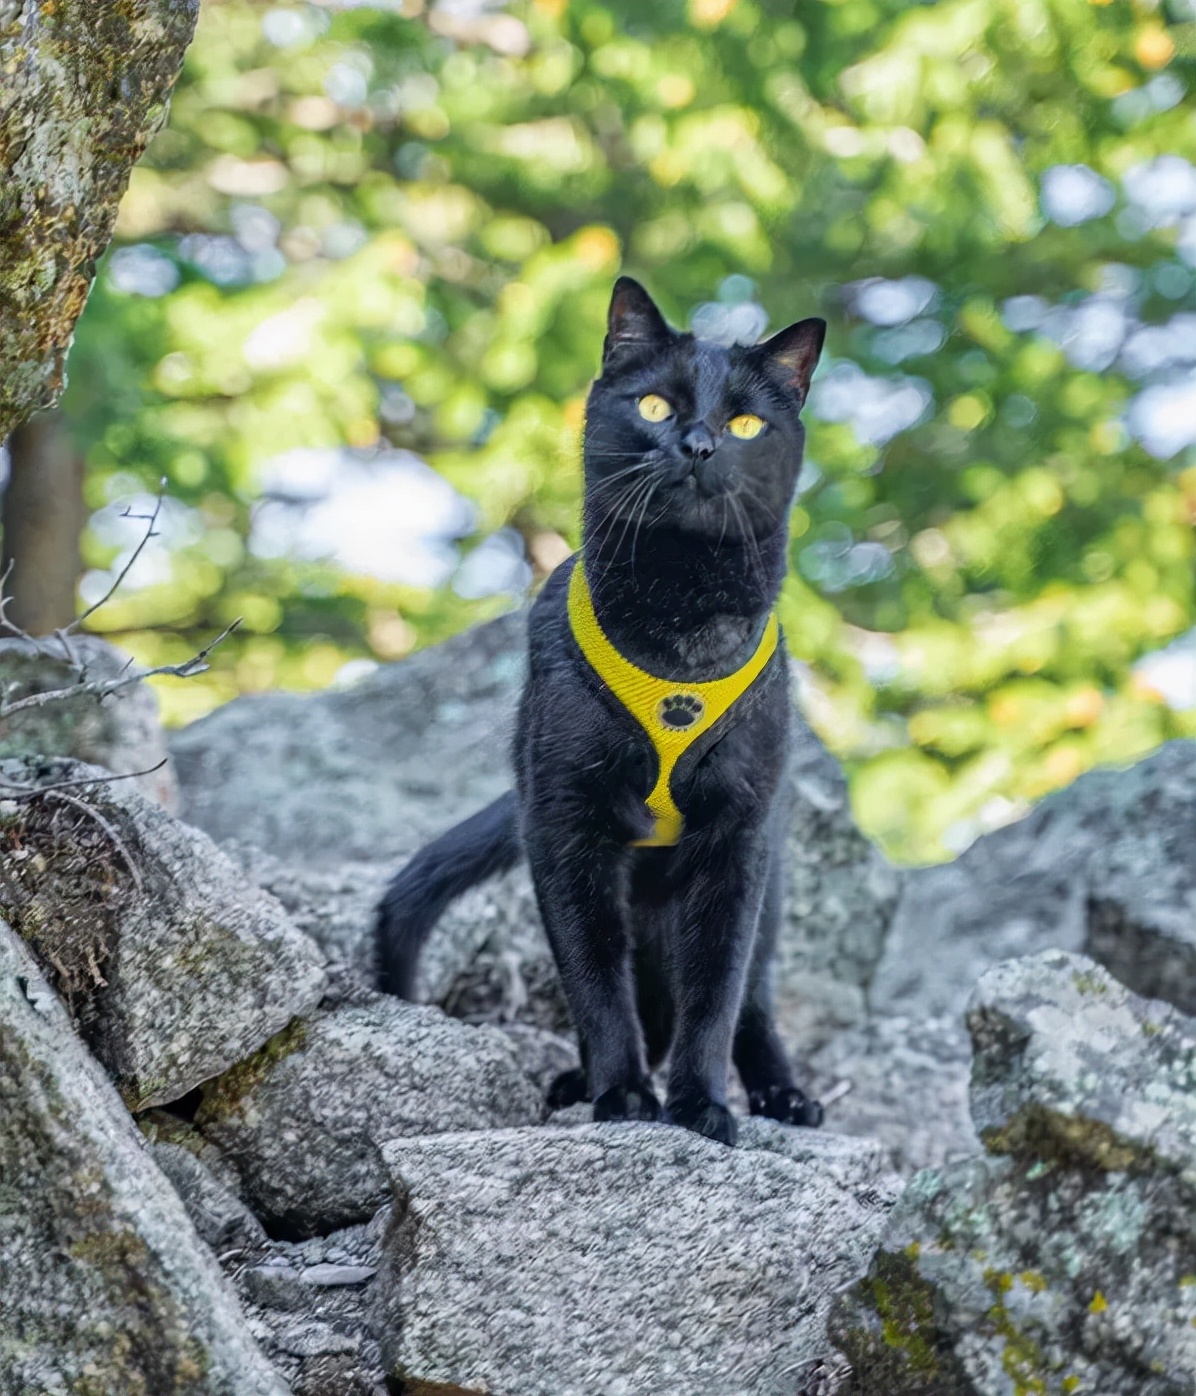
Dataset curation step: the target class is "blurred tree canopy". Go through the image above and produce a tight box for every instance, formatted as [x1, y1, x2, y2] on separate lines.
[46, 0, 1196, 861]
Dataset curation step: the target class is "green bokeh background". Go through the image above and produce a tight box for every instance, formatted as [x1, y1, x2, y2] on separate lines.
[59, 0, 1196, 863]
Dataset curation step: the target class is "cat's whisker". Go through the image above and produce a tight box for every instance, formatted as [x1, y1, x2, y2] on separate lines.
[586, 439, 659, 464]
[628, 478, 662, 577]
[587, 444, 653, 459]
[737, 480, 773, 514]
[589, 460, 655, 491]
[728, 494, 767, 592]
[592, 473, 653, 531]
[606, 477, 658, 577]
[584, 474, 657, 585]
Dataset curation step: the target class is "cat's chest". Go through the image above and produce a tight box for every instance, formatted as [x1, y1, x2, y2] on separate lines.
[601, 612, 764, 682]
[520, 642, 784, 839]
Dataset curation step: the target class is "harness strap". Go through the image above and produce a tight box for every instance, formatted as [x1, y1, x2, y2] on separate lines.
[566, 560, 779, 847]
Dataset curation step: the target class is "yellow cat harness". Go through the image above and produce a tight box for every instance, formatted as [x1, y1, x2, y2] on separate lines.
[567, 560, 779, 847]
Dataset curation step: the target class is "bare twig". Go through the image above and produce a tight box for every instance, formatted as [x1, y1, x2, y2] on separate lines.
[0, 619, 242, 721]
[0, 759, 169, 800]
[0, 559, 15, 617]
[0, 481, 243, 911]
[71, 479, 167, 634]
[85, 943, 108, 989]
[1, 478, 242, 721]
[1, 773, 146, 907]
[0, 483, 238, 926]
[39, 789, 143, 894]
[0, 481, 166, 663]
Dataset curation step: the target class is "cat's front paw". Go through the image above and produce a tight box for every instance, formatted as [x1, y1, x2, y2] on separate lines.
[748, 1083, 824, 1128]
[593, 1082, 662, 1122]
[546, 1067, 590, 1110]
[667, 1094, 737, 1146]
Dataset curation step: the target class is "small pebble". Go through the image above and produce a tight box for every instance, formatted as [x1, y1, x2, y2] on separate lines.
[300, 1263, 377, 1287]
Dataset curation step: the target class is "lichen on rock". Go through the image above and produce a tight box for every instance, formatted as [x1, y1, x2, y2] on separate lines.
[0, 0, 199, 436]
[832, 952, 1196, 1395]
[196, 997, 544, 1239]
[0, 917, 288, 1395]
[0, 755, 328, 1110]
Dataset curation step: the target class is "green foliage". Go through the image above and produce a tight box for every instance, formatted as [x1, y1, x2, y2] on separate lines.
[63, 0, 1196, 861]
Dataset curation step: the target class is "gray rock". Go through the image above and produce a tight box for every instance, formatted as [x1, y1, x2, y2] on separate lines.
[808, 1013, 976, 1173]
[171, 613, 526, 864]
[873, 838, 1089, 1023]
[375, 1120, 901, 1396]
[151, 1140, 267, 1254]
[173, 617, 564, 1025]
[0, 634, 180, 808]
[776, 727, 903, 1046]
[832, 952, 1196, 1395]
[228, 841, 498, 1005]
[0, 917, 288, 1396]
[289, 1354, 384, 1396]
[196, 997, 544, 1237]
[272, 1322, 360, 1358]
[436, 863, 572, 1032]
[243, 1261, 313, 1312]
[874, 740, 1196, 1022]
[0, 755, 327, 1108]
[812, 739, 1196, 1175]
[302, 1264, 377, 1287]
[223, 842, 393, 984]
[967, 950, 1196, 1175]
[138, 1105, 250, 1195]
[494, 1020, 579, 1095]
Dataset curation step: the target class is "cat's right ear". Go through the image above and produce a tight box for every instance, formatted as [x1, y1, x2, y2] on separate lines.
[756, 317, 826, 405]
[603, 277, 672, 362]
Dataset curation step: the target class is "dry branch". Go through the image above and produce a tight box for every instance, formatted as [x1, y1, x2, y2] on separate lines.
[1, 480, 240, 898]
[0, 479, 242, 722]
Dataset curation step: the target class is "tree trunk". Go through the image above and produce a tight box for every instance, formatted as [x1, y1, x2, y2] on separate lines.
[1, 411, 85, 634]
[0, 0, 199, 439]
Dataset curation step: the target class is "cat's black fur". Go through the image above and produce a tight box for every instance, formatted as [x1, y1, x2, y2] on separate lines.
[376, 278, 826, 1146]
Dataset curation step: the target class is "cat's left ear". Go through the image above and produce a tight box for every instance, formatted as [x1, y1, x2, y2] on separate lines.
[755, 317, 826, 405]
[604, 277, 673, 361]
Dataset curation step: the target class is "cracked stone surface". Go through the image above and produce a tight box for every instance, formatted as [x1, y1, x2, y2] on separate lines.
[0, 917, 288, 1395]
[376, 1119, 901, 1396]
[0, 755, 327, 1109]
[195, 996, 544, 1238]
[832, 951, 1196, 1396]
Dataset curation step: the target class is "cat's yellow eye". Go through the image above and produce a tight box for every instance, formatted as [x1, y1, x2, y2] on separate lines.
[728, 413, 765, 440]
[638, 394, 674, 423]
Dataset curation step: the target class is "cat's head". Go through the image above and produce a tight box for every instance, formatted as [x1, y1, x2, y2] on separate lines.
[583, 277, 824, 542]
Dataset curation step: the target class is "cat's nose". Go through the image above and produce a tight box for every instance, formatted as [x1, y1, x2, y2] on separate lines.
[681, 424, 717, 460]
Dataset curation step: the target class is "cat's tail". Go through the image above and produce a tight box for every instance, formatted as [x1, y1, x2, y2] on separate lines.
[375, 790, 522, 998]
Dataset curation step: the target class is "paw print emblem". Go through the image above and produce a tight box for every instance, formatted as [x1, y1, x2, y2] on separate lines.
[658, 692, 705, 730]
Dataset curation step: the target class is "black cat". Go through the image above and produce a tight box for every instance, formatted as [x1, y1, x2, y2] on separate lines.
[376, 277, 826, 1146]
